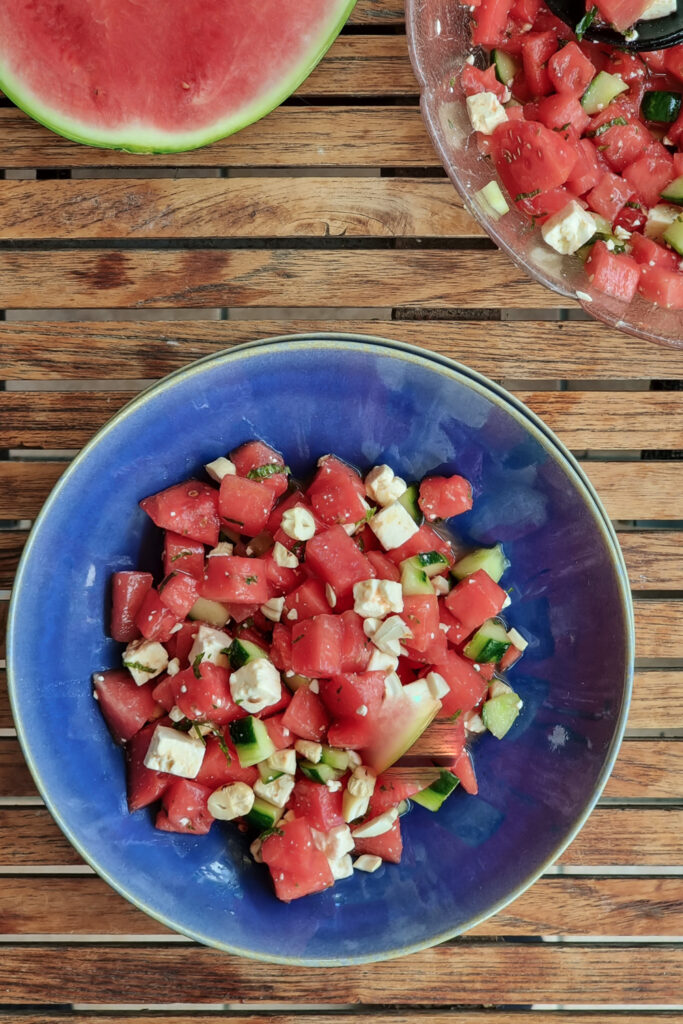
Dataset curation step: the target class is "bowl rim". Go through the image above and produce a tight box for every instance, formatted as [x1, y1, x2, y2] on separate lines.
[7, 331, 635, 965]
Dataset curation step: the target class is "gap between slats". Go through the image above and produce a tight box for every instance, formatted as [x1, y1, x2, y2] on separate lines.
[8, 1017, 683, 1024]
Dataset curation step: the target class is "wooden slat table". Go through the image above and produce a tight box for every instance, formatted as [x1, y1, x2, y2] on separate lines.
[0, 0, 681, 1018]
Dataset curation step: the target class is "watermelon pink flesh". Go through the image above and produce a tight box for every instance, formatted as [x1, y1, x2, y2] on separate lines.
[0, 0, 356, 152]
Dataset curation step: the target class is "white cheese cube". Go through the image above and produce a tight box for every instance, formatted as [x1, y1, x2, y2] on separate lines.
[641, 0, 676, 17]
[208, 781, 254, 820]
[143, 725, 205, 779]
[281, 506, 316, 541]
[367, 649, 399, 673]
[329, 854, 354, 880]
[295, 739, 323, 763]
[272, 540, 299, 568]
[263, 748, 297, 775]
[425, 671, 450, 700]
[260, 596, 285, 623]
[368, 501, 419, 550]
[541, 201, 596, 255]
[346, 749, 362, 768]
[352, 806, 398, 838]
[229, 658, 282, 714]
[188, 624, 232, 669]
[168, 704, 185, 723]
[347, 765, 377, 798]
[432, 575, 450, 595]
[370, 615, 413, 656]
[342, 789, 370, 823]
[205, 456, 236, 482]
[122, 639, 168, 686]
[465, 91, 508, 135]
[166, 657, 181, 677]
[207, 541, 234, 558]
[353, 578, 404, 618]
[326, 780, 342, 792]
[506, 626, 528, 652]
[354, 854, 383, 873]
[645, 204, 680, 239]
[464, 710, 486, 734]
[364, 464, 407, 506]
[311, 823, 355, 860]
[253, 774, 295, 808]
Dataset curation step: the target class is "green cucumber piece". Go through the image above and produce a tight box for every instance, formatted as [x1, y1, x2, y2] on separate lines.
[398, 484, 422, 524]
[188, 597, 230, 628]
[475, 180, 510, 221]
[491, 49, 519, 87]
[229, 716, 276, 768]
[661, 176, 683, 207]
[482, 691, 522, 738]
[258, 761, 284, 784]
[400, 559, 435, 596]
[246, 796, 284, 831]
[413, 550, 451, 576]
[463, 618, 511, 663]
[299, 760, 344, 784]
[642, 90, 682, 124]
[663, 217, 683, 255]
[452, 543, 507, 583]
[581, 73, 628, 116]
[319, 746, 349, 771]
[411, 770, 460, 811]
[229, 637, 269, 670]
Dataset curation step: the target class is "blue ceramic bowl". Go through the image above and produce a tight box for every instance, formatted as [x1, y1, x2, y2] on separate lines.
[8, 334, 633, 965]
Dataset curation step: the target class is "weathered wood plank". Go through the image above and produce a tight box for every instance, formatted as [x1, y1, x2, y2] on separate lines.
[5, 390, 680, 450]
[0, 533, 26, 589]
[0, 738, 677, 799]
[0, 603, 6, 660]
[2, 806, 680, 868]
[0, 106, 434, 168]
[0, 250, 568, 310]
[0, 178, 481, 240]
[351, 0, 405, 23]
[2, 460, 682, 522]
[1, 319, 683, 382]
[0, 672, 9, 729]
[0, 945, 680, 1003]
[298, 35, 416, 96]
[634, 601, 683, 660]
[3, 875, 681, 937]
[13, 1018, 683, 1024]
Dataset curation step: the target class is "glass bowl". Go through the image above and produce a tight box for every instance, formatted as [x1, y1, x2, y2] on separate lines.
[406, 0, 683, 349]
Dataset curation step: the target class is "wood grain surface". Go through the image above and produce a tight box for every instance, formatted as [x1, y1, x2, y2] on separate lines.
[0, 738, 678, 799]
[3, 874, 681, 937]
[0, 945, 680, 1003]
[0, 250, 570, 310]
[4, 389, 680, 449]
[2, 806, 680, 868]
[3, 319, 682, 381]
[13, 1018, 683, 1024]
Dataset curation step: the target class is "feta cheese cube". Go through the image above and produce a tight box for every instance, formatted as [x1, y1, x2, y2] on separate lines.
[229, 658, 282, 714]
[281, 506, 316, 541]
[326, 780, 342, 792]
[166, 657, 181, 677]
[187, 624, 232, 669]
[347, 765, 377, 798]
[263, 748, 297, 775]
[311, 823, 355, 861]
[204, 456, 236, 482]
[369, 615, 413, 656]
[351, 806, 398, 838]
[346, 749, 362, 768]
[645, 204, 680, 239]
[253, 773, 295, 808]
[207, 541, 234, 558]
[329, 853, 354, 880]
[541, 201, 596, 256]
[353, 578, 404, 618]
[272, 540, 299, 568]
[295, 739, 323, 763]
[640, 0, 676, 17]
[367, 649, 399, 673]
[368, 501, 419, 550]
[168, 704, 185, 723]
[122, 639, 168, 686]
[260, 596, 285, 622]
[465, 91, 508, 135]
[364, 464, 407, 506]
[143, 724, 205, 778]
[208, 781, 254, 820]
[464, 710, 486, 734]
[354, 854, 383, 873]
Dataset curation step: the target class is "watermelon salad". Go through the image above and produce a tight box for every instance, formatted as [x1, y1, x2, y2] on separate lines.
[587, 0, 678, 35]
[460, 0, 683, 309]
[94, 441, 527, 902]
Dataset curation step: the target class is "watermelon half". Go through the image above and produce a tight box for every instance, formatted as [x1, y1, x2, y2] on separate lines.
[0, 0, 357, 153]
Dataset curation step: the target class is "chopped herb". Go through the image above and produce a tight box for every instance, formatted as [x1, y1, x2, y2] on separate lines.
[515, 189, 541, 201]
[172, 719, 192, 733]
[220, 647, 232, 655]
[259, 826, 284, 841]
[170, 550, 194, 562]
[291, 540, 304, 557]
[223, 516, 245, 528]
[192, 652, 204, 678]
[292, 634, 305, 644]
[247, 463, 290, 481]
[586, 116, 627, 137]
[575, 4, 597, 40]
[354, 506, 377, 529]
[449, 76, 455, 88]
[443, 709, 463, 724]
[553, 122, 571, 132]
[215, 731, 232, 765]
[235, 698, 243, 706]
[123, 660, 154, 674]
[157, 572, 176, 592]
[186, 822, 196, 831]
[245, 575, 258, 584]
[626, 201, 642, 210]
[191, 723, 207, 746]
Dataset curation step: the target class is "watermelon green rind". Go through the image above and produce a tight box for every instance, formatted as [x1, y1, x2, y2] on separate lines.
[0, 0, 358, 154]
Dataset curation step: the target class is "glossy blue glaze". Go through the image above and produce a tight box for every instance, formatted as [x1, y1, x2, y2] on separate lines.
[7, 335, 633, 965]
